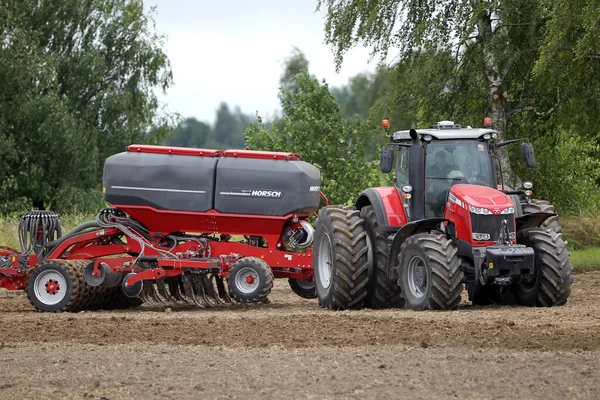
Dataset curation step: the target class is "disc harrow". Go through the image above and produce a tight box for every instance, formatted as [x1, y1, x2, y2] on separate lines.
[135, 273, 235, 308]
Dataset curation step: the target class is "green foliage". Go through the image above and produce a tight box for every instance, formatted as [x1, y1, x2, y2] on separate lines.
[245, 71, 379, 205]
[164, 104, 251, 149]
[512, 122, 600, 214]
[0, 0, 175, 213]
[318, 0, 600, 215]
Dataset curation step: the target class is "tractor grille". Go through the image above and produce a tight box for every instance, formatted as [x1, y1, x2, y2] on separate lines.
[470, 213, 515, 242]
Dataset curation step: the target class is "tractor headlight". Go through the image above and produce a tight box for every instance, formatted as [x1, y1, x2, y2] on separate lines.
[469, 205, 492, 215]
[522, 181, 533, 189]
[401, 185, 413, 193]
[472, 233, 491, 241]
[492, 132, 498, 139]
[509, 232, 516, 240]
[483, 133, 492, 140]
[422, 135, 432, 142]
[500, 207, 514, 214]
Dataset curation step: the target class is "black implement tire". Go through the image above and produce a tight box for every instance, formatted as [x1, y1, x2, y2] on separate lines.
[514, 229, 573, 306]
[313, 206, 369, 310]
[27, 260, 90, 312]
[288, 278, 317, 299]
[360, 206, 404, 309]
[227, 257, 273, 303]
[522, 199, 561, 234]
[98, 286, 143, 310]
[397, 232, 463, 310]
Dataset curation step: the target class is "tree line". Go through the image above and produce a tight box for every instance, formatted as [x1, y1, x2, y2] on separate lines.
[1, 0, 600, 216]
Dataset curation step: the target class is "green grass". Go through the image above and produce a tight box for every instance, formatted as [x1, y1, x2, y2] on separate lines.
[570, 247, 600, 272]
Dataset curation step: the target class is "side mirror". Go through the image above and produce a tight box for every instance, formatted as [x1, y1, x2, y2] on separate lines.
[521, 143, 536, 168]
[380, 147, 394, 173]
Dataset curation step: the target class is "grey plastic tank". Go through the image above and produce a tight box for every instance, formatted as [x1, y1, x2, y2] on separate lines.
[102, 146, 321, 216]
[103, 147, 218, 212]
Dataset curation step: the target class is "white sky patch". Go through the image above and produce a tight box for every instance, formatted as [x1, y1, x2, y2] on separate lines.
[145, 0, 379, 123]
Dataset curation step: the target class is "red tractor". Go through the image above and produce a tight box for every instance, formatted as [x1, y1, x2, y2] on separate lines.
[0, 145, 321, 311]
[313, 120, 573, 310]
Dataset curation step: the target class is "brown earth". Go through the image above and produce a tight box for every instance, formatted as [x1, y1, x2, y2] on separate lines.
[0, 273, 599, 399]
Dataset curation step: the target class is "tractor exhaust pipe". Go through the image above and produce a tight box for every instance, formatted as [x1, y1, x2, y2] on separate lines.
[84, 261, 124, 287]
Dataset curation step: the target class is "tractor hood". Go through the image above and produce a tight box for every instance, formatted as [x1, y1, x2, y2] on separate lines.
[449, 184, 513, 213]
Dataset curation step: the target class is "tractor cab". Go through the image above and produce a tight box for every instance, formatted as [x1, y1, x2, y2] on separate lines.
[380, 120, 535, 222]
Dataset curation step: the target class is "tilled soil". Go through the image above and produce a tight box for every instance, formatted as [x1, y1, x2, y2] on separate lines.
[0, 273, 599, 399]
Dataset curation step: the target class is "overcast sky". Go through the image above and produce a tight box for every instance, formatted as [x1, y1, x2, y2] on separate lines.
[144, 0, 377, 124]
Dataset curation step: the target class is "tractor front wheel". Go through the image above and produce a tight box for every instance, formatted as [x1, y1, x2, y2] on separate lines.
[227, 257, 274, 303]
[313, 206, 369, 310]
[514, 229, 573, 306]
[397, 232, 463, 310]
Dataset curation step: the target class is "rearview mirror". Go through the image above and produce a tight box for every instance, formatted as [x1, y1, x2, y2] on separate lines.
[521, 143, 536, 168]
[380, 147, 394, 173]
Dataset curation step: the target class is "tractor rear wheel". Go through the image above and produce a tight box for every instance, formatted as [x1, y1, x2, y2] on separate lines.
[27, 260, 90, 312]
[360, 206, 404, 309]
[313, 206, 369, 310]
[288, 277, 317, 299]
[397, 232, 463, 310]
[514, 229, 573, 306]
[522, 200, 561, 234]
[227, 257, 273, 303]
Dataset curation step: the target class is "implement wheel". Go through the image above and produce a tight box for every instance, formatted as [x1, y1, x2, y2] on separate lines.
[360, 205, 404, 309]
[313, 206, 369, 310]
[227, 257, 273, 303]
[397, 232, 463, 310]
[27, 260, 89, 312]
[288, 277, 317, 299]
[514, 229, 573, 306]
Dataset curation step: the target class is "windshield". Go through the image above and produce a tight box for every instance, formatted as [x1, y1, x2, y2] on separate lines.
[425, 139, 494, 217]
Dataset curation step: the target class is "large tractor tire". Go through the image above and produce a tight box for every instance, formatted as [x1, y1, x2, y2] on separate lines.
[514, 229, 573, 306]
[313, 206, 369, 310]
[27, 260, 91, 312]
[360, 206, 404, 309]
[522, 199, 561, 234]
[397, 232, 463, 310]
[288, 277, 317, 299]
[227, 257, 274, 303]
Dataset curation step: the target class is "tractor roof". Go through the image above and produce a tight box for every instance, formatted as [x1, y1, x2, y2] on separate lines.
[391, 121, 497, 141]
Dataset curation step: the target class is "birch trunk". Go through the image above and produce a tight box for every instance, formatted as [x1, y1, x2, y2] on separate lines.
[475, 4, 518, 188]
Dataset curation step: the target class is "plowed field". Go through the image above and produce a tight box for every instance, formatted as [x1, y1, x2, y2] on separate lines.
[1, 273, 599, 399]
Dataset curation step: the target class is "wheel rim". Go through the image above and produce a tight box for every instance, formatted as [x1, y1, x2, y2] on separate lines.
[318, 233, 333, 289]
[407, 256, 428, 299]
[235, 267, 260, 294]
[33, 270, 67, 305]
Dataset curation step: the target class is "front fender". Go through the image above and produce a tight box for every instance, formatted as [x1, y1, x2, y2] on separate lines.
[515, 212, 556, 232]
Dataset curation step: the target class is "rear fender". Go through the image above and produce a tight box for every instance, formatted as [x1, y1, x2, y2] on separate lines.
[387, 218, 448, 280]
[355, 187, 407, 232]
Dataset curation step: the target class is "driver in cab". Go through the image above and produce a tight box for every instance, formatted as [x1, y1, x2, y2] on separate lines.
[428, 151, 455, 177]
